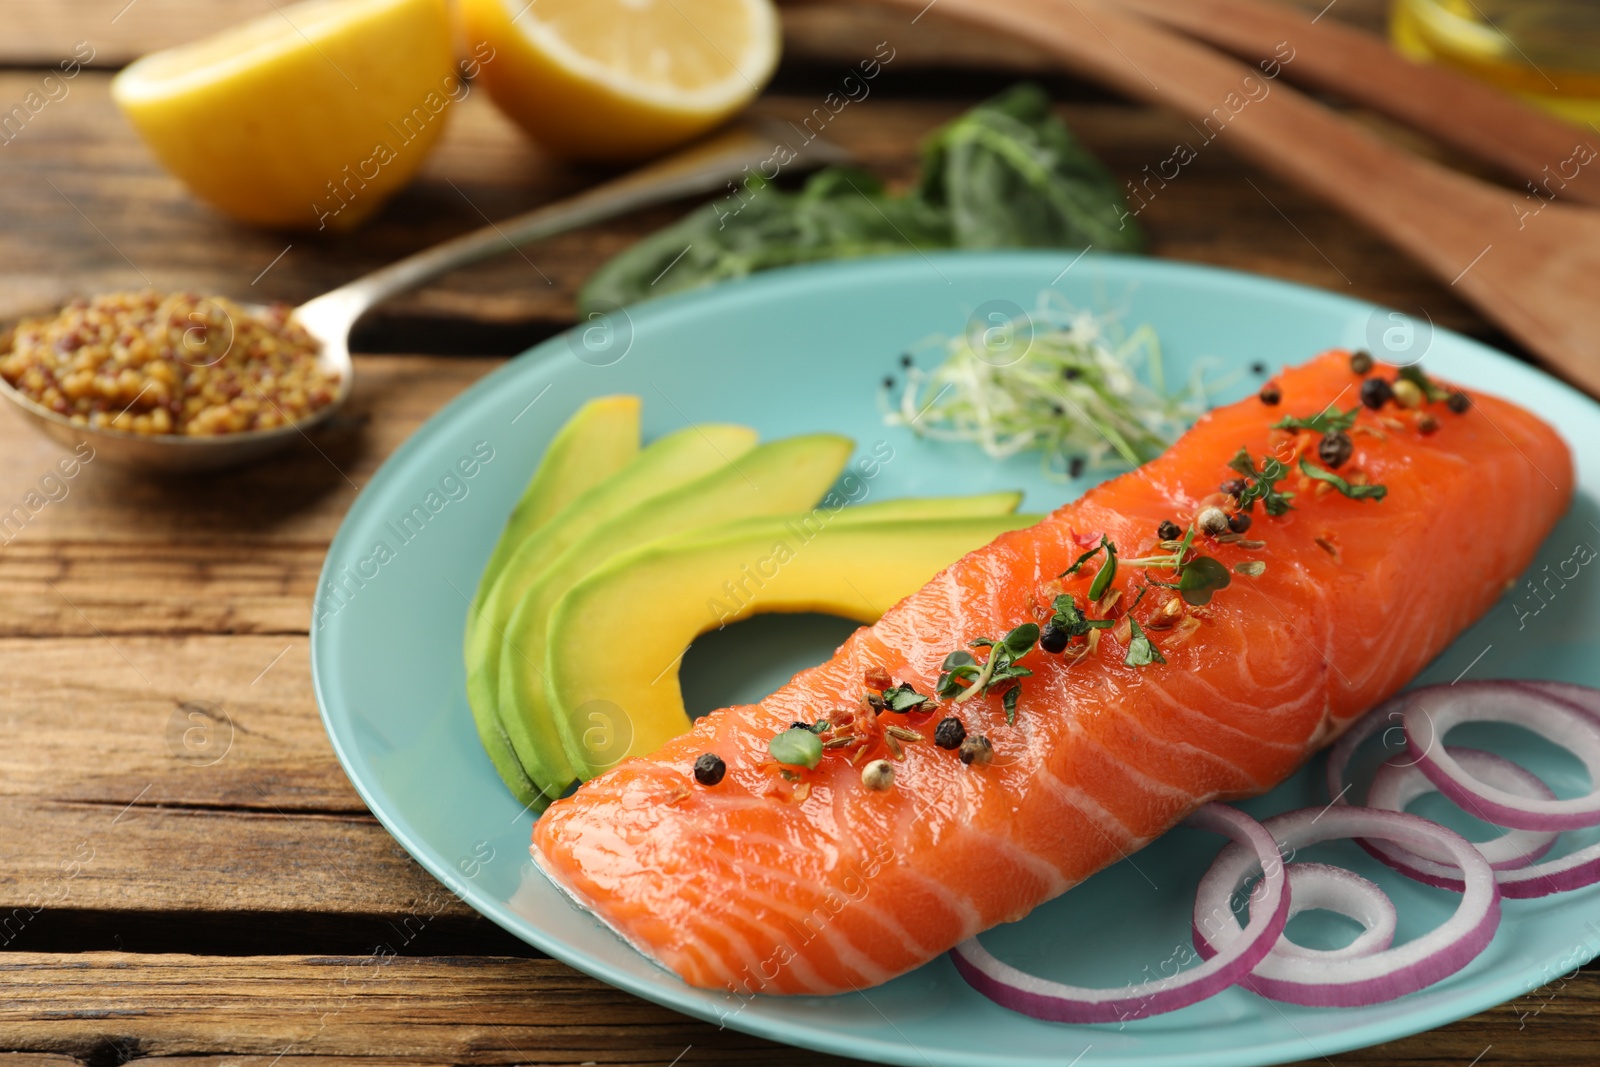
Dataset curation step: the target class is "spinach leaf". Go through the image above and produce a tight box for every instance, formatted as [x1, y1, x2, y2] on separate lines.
[577, 84, 1142, 314]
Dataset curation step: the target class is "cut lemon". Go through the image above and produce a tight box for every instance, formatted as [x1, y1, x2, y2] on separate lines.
[463, 0, 780, 161]
[112, 0, 458, 232]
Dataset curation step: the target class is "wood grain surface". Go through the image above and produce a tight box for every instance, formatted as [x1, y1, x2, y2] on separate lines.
[0, 1, 1591, 1065]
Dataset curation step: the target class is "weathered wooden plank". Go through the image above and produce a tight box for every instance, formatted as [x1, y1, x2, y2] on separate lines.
[0, 0, 1391, 69]
[0, 953, 864, 1065]
[0, 633, 480, 924]
[0, 355, 495, 553]
[0, 542, 320, 636]
[0, 951, 1590, 1065]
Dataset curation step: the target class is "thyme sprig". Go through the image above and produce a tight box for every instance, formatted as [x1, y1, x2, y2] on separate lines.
[1273, 404, 1360, 435]
[937, 623, 1039, 724]
[1228, 448, 1295, 516]
[1299, 457, 1388, 502]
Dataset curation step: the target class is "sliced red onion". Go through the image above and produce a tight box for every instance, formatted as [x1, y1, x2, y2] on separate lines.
[949, 803, 1289, 1023]
[1362, 748, 1559, 882]
[1256, 863, 1396, 962]
[1326, 692, 1410, 808]
[1405, 682, 1600, 831]
[1195, 806, 1499, 1007]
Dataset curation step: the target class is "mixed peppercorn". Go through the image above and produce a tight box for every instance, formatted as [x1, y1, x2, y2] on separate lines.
[693, 351, 1472, 797]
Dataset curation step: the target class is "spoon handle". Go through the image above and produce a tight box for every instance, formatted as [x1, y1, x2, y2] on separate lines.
[296, 123, 850, 325]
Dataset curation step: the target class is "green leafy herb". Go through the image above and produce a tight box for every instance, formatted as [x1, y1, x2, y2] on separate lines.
[936, 650, 981, 699]
[1088, 540, 1119, 600]
[1061, 535, 1111, 578]
[939, 623, 1039, 711]
[1273, 405, 1359, 435]
[1176, 555, 1232, 606]
[1398, 364, 1449, 402]
[1228, 448, 1295, 516]
[1125, 616, 1166, 667]
[1048, 594, 1115, 640]
[578, 84, 1143, 314]
[1298, 457, 1388, 502]
[881, 683, 930, 712]
[1002, 683, 1022, 725]
[768, 728, 824, 770]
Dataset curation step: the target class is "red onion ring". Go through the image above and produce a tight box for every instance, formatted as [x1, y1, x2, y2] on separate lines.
[1194, 807, 1500, 1007]
[1366, 747, 1560, 874]
[949, 803, 1289, 1023]
[1255, 863, 1396, 962]
[1405, 683, 1600, 831]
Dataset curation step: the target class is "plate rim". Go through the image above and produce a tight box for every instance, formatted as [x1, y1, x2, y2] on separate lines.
[311, 249, 1599, 1067]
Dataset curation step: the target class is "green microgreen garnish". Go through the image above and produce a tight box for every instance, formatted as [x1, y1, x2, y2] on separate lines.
[938, 623, 1039, 716]
[1125, 615, 1166, 667]
[1088, 541, 1119, 600]
[1048, 594, 1115, 640]
[1398, 364, 1449, 402]
[881, 684, 930, 712]
[1176, 555, 1233, 606]
[768, 729, 824, 770]
[1272, 404, 1360, 435]
[1228, 448, 1295, 516]
[886, 296, 1206, 478]
[1060, 534, 1111, 578]
[1298, 457, 1388, 502]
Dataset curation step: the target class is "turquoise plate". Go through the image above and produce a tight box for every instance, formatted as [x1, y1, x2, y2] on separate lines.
[312, 252, 1600, 1066]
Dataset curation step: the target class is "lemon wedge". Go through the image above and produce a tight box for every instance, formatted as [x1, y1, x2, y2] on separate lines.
[112, 0, 458, 232]
[462, 0, 780, 161]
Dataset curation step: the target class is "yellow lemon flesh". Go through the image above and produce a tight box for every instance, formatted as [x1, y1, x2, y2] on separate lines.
[112, 0, 458, 232]
[463, 0, 780, 162]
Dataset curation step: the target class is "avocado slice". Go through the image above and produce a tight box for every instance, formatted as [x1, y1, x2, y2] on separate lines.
[466, 421, 758, 804]
[464, 397, 641, 805]
[498, 433, 854, 803]
[548, 510, 1039, 780]
[473, 395, 641, 608]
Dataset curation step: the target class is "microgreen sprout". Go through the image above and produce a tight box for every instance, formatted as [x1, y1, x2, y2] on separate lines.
[937, 623, 1039, 723]
[887, 301, 1207, 478]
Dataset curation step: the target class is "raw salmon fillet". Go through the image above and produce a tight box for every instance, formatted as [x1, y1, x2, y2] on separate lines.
[533, 350, 1572, 995]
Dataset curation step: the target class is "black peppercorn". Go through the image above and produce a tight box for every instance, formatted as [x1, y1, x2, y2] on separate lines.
[1318, 430, 1353, 469]
[1062, 367, 1081, 381]
[1250, 361, 1267, 376]
[693, 753, 726, 786]
[1447, 391, 1471, 414]
[899, 353, 913, 369]
[1156, 519, 1182, 541]
[1068, 456, 1086, 479]
[1220, 478, 1248, 498]
[1360, 377, 1393, 409]
[789, 721, 812, 731]
[1259, 383, 1282, 405]
[1039, 622, 1069, 654]
[1350, 349, 1374, 374]
[1228, 511, 1252, 534]
[882, 375, 895, 390]
[934, 717, 966, 750]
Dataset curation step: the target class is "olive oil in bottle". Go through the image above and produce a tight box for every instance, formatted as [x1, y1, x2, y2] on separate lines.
[1391, 0, 1600, 123]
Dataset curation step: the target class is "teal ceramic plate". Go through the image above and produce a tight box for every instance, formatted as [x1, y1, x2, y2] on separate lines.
[312, 252, 1600, 1066]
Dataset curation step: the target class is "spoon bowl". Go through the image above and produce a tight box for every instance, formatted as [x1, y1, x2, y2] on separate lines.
[0, 123, 849, 472]
[0, 299, 354, 472]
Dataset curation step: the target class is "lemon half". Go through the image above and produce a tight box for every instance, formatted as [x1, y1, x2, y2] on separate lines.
[113, 0, 457, 232]
[463, 0, 780, 161]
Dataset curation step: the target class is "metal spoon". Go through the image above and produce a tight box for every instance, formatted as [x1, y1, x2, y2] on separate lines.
[0, 123, 849, 472]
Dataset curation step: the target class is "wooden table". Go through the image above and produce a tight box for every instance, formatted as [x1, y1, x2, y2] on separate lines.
[0, 2, 1595, 1064]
